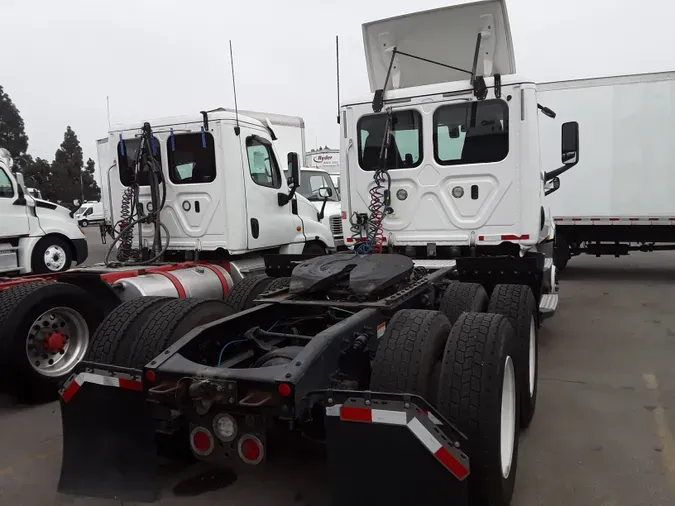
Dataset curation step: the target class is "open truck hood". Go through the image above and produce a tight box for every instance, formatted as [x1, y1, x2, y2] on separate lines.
[363, 0, 515, 92]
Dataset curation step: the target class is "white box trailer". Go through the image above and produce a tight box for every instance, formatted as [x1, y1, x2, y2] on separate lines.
[537, 71, 675, 268]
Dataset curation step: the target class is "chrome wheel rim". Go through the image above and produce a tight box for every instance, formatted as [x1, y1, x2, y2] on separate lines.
[500, 355, 516, 479]
[44, 245, 67, 271]
[26, 307, 89, 377]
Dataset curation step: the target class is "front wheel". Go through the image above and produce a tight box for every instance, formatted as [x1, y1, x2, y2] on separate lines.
[80, 219, 89, 228]
[31, 235, 73, 273]
[302, 242, 326, 256]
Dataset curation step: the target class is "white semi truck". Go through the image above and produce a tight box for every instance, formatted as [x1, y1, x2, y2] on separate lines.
[0, 148, 88, 275]
[0, 110, 334, 399]
[536, 71, 675, 269]
[48, 2, 576, 506]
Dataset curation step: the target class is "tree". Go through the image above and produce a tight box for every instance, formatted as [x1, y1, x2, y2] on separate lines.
[82, 157, 101, 201]
[0, 85, 29, 166]
[23, 155, 52, 193]
[49, 126, 85, 204]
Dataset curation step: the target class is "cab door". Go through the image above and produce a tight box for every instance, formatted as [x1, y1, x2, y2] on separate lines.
[0, 166, 29, 238]
[241, 130, 296, 250]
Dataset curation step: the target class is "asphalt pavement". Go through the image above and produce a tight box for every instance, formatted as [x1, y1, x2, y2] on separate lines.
[2, 248, 675, 505]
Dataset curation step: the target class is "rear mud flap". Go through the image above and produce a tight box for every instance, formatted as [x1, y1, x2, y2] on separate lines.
[323, 393, 470, 506]
[58, 369, 159, 502]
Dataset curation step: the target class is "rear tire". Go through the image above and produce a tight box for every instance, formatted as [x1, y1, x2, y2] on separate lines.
[370, 309, 451, 401]
[225, 275, 275, 312]
[439, 282, 488, 324]
[125, 299, 236, 369]
[436, 312, 519, 506]
[86, 297, 174, 366]
[488, 284, 538, 429]
[0, 281, 104, 400]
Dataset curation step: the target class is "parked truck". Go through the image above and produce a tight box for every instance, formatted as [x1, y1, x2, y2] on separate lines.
[51, 1, 577, 505]
[0, 148, 88, 275]
[536, 71, 675, 269]
[0, 110, 334, 399]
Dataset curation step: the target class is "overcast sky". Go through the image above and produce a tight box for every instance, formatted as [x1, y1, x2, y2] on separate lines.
[1, 0, 673, 179]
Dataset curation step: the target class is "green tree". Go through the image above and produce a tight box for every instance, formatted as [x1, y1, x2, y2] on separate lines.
[23, 155, 52, 195]
[49, 126, 84, 204]
[0, 85, 29, 167]
[82, 157, 101, 201]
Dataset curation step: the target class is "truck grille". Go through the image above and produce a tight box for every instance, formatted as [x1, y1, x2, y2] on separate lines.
[329, 215, 343, 238]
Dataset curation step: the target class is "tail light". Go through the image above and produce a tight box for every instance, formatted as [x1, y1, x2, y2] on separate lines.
[190, 426, 215, 456]
[238, 434, 264, 465]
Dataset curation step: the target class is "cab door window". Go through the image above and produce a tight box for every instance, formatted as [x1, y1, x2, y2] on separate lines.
[0, 168, 14, 198]
[246, 136, 281, 189]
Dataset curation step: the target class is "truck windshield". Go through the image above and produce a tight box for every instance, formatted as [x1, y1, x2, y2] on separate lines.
[433, 99, 509, 165]
[284, 170, 339, 201]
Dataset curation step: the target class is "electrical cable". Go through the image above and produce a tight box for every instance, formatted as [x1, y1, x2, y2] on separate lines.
[356, 110, 393, 255]
[217, 339, 249, 367]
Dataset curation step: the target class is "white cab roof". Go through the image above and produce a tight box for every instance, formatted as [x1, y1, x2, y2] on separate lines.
[363, 0, 515, 92]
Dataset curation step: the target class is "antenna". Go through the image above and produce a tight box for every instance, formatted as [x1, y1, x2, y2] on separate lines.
[229, 40, 241, 136]
[336, 35, 341, 124]
[106, 96, 111, 129]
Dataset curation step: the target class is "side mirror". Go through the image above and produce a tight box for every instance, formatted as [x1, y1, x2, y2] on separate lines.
[287, 152, 299, 188]
[545, 177, 561, 196]
[318, 187, 333, 199]
[279, 152, 300, 207]
[561, 121, 579, 166]
[545, 121, 580, 182]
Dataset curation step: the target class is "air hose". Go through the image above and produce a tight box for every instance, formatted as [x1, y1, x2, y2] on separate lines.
[356, 110, 393, 255]
[105, 122, 170, 266]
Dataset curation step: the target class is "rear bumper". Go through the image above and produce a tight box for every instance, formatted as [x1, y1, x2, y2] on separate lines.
[72, 238, 88, 265]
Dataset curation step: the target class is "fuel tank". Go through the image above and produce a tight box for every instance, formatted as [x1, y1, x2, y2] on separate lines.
[113, 265, 233, 302]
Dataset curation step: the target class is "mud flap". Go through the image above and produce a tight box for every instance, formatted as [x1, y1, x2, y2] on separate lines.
[323, 392, 470, 506]
[58, 368, 159, 502]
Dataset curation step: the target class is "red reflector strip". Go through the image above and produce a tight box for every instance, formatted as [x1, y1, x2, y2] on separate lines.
[340, 406, 372, 422]
[118, 378, 143, 391]
[341, 211, 347, 219]
[500, 234, 530, 241]
[434, 447, 469, 480]
[478, 235, 485, 241]
[346, 237, 353, 243]
[407, 417, 468, 480]
[331, 404, 467, 480]
[609, 218, 620, 221]
[61, 380, 81, 403]
[60, 372, 142, 402]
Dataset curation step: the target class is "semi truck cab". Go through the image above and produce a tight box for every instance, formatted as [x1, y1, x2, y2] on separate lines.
[0, 148, 88, 274]
[340, 0, 578, 264]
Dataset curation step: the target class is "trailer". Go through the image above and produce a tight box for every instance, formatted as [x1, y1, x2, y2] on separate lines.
[54, 1, 577, 505]
[537, 71, 675, 269]
[0, 110, 335, 400]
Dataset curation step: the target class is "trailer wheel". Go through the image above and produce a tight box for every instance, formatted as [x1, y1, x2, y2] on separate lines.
[370, 309, 451, 401]
[439, 281, 488, 324]
[488, 284, 538, 429]
[437, 312, 519, 506]
[225, 275, 275, 312]
[0, 281, 104, 399]
[125, 299, 236, 369]
[86, 297, 174, 366]
[31, 235, 73, 273]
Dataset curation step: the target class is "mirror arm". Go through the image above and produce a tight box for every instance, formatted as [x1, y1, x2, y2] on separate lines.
[545, 160, 578, 182]
[318, 198, 328, 221]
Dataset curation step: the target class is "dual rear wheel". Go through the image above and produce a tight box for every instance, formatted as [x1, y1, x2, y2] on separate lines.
[370, 282, 538, 506]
